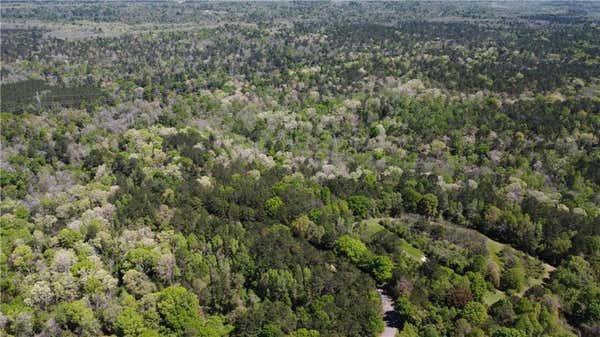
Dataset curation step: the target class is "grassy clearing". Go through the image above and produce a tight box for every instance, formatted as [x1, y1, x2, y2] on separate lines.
[518, 262, 556, 296]
[486, 239, 504, 268]
[400, 239, 426, 261]
[356, 215, 555, 298]
[354, 218, 385, 241]
[353, 218, 426, 263]
[387, 214, 557, 297]
[483, 290, 506, 306]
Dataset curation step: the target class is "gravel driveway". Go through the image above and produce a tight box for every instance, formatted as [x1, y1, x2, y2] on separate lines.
[378, 288, 400, 337]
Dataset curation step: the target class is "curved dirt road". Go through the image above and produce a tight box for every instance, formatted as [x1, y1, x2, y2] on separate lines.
[378, 288, 400, 337]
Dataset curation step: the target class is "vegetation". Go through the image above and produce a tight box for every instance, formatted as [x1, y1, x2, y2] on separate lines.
[0, 1, 599, 337]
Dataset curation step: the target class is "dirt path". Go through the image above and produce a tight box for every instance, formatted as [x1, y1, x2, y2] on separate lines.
[378, 288, 400, 337]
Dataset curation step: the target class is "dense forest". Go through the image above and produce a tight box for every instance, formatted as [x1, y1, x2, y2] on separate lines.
[1, 1, 599, 337]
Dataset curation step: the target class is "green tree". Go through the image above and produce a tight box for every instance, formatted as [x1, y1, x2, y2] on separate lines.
[157, 286, 203, 336]
[395, 296, 421, 325]
[371, 255, 394, 283]
[549, 232, 572, 260]
[490, 299, 516, 325]
[10, 244, 34, 271]
[422, 325, 441, 337]
[418, 193, 439, 218]
[402, 187, 422, 213]
[500, 267, 525, 292]
[462, 302, 488, 326]
[57, 228, 83, 248]
[492, 327, 527, 337]
[55, 300, 99, 336]
[347, 195, 372, 219]
[116, 307, 146, 337]
[265, 196, 284, 218]
[258, 269, 297, 303]
[259, 324, 283, 337]
[121, 247, 160, 274]
[334, 235, 371, 268]
[398, 323, 419, 337]
[286, 328, 319, 337]
[466, 272, 488, 301]
[291, 215, 313, 238]
[139, 330, 161, 337]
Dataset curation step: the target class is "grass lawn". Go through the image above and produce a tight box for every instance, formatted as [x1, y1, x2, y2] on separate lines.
[400, 239, 426, 261]
[354, 218, 385, 241]
[486, 239, 504, 268]
[483, 290, 506, 306]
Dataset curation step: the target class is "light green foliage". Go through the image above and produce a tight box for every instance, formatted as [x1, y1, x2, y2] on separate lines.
[13, 204, 30, 220]
[395, 296, 421, 326]
[0, 3, 598, 337]
[286, 328, 319, 337]
[422, 325, 441, 337]
[418, 193, 439, 218]
[265, 196, 284, 218]
[347, 195, 372, 219]
[1, 214, 33, 257]
[202, 316, 234, 337]
[139, 329, 161, 337]
[482, 290, 505, 306]
[121, 247, 160, 274]
[258, 269, 297, 303]
[550, 232, 573, 259]
[398, 323, 419, 337]
[500, 267, 526, 292]
[371, 255, 394, 283]
[157, 286, 203, 336]
[116, 307, 146, 337]
[462, 302, 489, 326]
[469, 328, 486, 337]
[55, 300, 99, 336]
[57, 228, 83, 248]
[182, 253, 209, 282]
[466, 272, 488, 301]
[10, 244, 34, 271]
[492, 327, 527, 337]
[334, 235, 371, 267]
[291, 215, 313, 237]
[259, 324, 283, 337]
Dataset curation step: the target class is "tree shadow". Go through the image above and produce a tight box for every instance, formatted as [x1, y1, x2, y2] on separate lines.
[380, 288, 402, 329]
[383, 309, 402, 329]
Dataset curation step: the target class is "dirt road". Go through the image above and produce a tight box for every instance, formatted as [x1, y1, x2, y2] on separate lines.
[378, 288, 400, 337]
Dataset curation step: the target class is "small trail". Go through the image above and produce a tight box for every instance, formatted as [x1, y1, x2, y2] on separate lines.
[378, 288, 400, 337]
